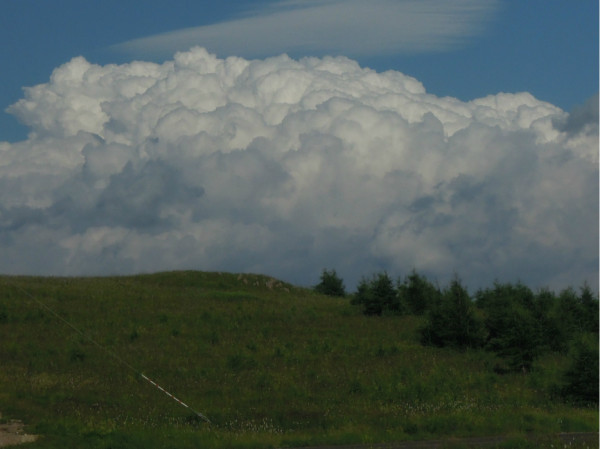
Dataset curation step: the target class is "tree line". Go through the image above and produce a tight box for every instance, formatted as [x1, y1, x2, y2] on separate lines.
[314, 268, 599, 405]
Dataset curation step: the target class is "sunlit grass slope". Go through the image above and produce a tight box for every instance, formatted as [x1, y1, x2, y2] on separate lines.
[0, 271, 597, 448]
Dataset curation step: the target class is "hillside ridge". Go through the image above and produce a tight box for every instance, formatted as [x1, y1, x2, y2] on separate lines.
[0, 270, 597, 448]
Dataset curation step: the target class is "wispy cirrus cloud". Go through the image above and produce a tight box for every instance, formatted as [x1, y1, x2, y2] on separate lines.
[112, 0, 500, 59]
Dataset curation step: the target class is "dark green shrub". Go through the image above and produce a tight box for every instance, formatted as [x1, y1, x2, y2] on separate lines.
[315, 269, 346, 297]
[129, 328, 140, 341]
[69, 348, 86, 362]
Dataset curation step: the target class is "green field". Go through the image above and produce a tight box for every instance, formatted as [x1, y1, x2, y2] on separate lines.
[0, 271, 597, 448]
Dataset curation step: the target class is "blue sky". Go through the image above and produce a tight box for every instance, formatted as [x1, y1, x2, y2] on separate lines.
[1, 0, 597, 142]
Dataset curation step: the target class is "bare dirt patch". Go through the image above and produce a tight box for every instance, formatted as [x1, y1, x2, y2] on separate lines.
[0, 414, 38, 448]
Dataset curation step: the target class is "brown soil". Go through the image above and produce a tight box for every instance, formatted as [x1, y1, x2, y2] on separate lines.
[0, 414, 38, 448]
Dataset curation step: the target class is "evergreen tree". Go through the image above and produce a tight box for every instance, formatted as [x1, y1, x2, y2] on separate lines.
[533, 288, 562, 352]
[352, 272, 401, 315]
[578, 283, 599, 333]
[476, 282, 543, 371]
[421, 277, 485, 349]
[398, 269, 440, 315]
[560, 335, 599, 405]
[353, 276, 381, 315]
[549, 287, 584, 351]
[371, 272, 400, 314]
[315, 269, 346, 297]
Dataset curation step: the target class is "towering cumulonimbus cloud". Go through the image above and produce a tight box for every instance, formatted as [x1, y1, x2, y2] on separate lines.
[1, 48, 597, 290]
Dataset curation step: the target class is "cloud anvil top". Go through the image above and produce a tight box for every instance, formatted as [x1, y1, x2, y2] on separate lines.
[0, 47, 597, 291]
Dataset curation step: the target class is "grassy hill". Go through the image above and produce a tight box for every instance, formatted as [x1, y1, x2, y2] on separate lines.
[0, 271, 597, 448]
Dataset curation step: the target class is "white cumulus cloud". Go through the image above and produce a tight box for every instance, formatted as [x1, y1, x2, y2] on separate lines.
[112, 0, 500, 60]
[1, 47, 598, 291]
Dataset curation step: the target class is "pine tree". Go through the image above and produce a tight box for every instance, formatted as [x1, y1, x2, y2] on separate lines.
[315, 269, 346, 297]
[476, 282, 542, 371]
[560, 335, 599, 404]
[398, 269, 440, 315]
[421, 277, 485, 349]
[352, 272, 401, 315]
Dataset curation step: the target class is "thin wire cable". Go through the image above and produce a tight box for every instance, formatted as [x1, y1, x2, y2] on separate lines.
[7, 280, 211, 424]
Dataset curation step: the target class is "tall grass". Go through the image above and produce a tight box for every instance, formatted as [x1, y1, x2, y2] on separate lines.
[0, 271, 596, 448]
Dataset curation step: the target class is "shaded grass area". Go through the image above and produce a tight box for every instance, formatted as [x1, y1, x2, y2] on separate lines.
[0, 271, 597, 448]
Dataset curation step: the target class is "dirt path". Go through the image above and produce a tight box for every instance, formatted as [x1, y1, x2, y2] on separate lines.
[0, 414, 38, 448]
[292, 432, 599, 449]
[0, 418, 596, 449]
